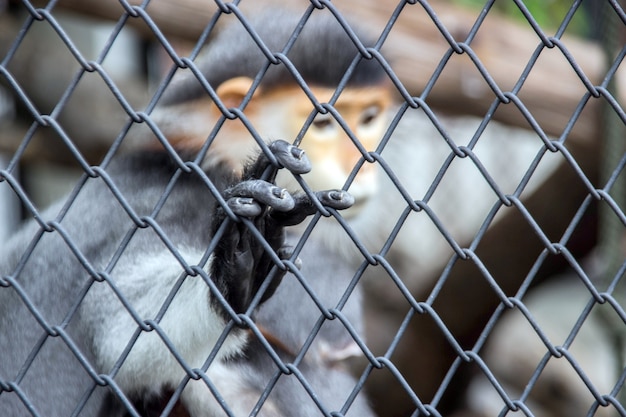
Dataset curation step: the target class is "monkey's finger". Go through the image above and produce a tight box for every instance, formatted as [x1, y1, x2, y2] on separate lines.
[269, 140, 311, 175]
[227, 197, 263, 217]
[226, 179, 295, 212]
[277, 246, 302, 270]
[315, 190, 355, 210]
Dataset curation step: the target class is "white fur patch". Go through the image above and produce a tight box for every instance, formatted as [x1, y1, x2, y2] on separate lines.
[81, 248, 248, 400]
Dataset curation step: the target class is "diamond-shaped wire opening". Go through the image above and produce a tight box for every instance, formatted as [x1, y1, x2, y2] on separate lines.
[1, 1, 625, 416]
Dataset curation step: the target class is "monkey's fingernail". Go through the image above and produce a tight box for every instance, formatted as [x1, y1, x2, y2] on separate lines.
[290, 146, 306, 160]
[318, 190, 355, 209]
[272, 186, 288, 199]
[228, 197, 262, 217]
[293, 256, 302, 270]
[237, 197, 254, 205]
[329, 191, 343, 200]
[277, 246, 303, 270]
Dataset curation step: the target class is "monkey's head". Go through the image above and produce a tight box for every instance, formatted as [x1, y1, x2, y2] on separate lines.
[158, 10, 395, 217]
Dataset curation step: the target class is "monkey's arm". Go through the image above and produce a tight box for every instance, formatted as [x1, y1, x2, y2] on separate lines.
[97, 140, 355, 417]
[210, 140, 355, 314]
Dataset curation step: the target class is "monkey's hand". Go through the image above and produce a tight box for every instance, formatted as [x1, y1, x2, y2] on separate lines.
[209, 140, 353, 317]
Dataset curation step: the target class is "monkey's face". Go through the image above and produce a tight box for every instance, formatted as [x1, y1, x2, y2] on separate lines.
[156, 78, 393, 217]
[255, 84, 394, 217]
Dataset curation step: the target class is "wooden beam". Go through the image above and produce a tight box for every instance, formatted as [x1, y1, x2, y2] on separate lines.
[33, 0, 606, 145]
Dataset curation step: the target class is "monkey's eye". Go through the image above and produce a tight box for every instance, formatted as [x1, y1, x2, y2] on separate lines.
[311, 113, 334, 131]
[360, 105, 381, 126]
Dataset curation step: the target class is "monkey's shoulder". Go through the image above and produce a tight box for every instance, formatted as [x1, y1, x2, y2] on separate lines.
[109, 150, 197, 185]
[107, 150, 235, 196]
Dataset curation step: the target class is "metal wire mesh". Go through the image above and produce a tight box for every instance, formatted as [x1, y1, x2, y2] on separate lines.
[1, 1, 625, 416]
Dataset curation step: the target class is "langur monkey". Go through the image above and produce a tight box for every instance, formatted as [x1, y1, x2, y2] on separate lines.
[1, 9, 386, 417]
[113, 9, 393, 416]
[0, 140, 354, 416]
[109, 235, 375, 417]
[150, 9, 395, 223]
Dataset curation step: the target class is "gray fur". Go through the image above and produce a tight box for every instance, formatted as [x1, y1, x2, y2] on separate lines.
[222, 340, 374, 417]
[217, 231, 375, 417]
[161, 10, 386, 105]
[0, 154, 226, 415]
[256, 231, 364, 364]
[0, 150, 373, 416]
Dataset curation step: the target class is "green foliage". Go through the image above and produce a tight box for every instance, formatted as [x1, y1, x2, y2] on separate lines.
[450, 0, 590, 37]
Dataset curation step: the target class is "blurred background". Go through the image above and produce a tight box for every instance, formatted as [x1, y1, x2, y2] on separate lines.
[1, 1, 625, 416]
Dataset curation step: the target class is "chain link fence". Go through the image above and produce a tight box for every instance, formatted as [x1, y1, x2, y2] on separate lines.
[1, 1, 625, 416]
